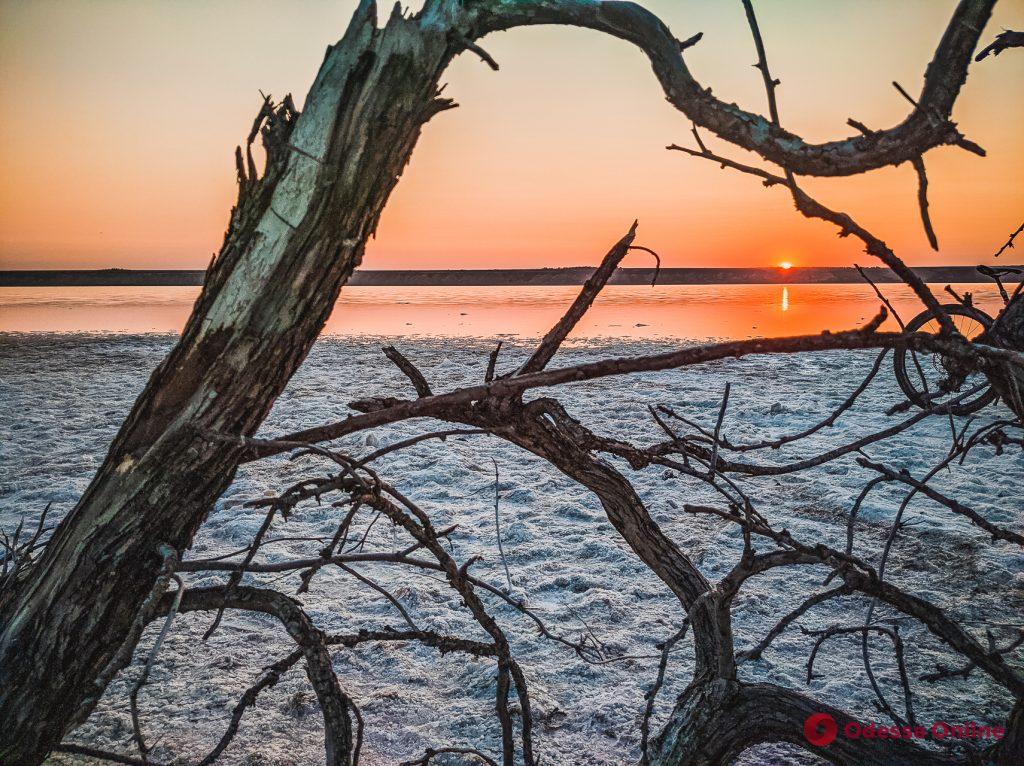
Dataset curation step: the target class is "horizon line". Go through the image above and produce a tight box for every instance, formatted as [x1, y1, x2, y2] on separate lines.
[1, 265, 1005, 288]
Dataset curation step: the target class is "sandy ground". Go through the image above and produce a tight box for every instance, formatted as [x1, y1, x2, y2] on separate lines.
[1, 332, 1021, 765]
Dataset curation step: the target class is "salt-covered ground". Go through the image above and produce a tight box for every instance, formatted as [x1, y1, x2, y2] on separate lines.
[1, 332, 1021, 765]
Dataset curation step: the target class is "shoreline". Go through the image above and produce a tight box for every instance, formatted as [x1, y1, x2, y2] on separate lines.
[0, 265, 1001, 287]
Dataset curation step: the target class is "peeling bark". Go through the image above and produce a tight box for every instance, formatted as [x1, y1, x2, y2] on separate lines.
[0, 2, 461, 759]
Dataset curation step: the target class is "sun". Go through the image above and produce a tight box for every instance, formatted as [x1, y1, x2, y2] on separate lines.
[779, 261, 793, 270]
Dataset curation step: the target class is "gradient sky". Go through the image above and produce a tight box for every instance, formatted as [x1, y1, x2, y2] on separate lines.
[1, 0, 1022, 270]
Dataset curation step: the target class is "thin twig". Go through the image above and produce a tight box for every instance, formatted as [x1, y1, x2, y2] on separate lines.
[492, 459, 513, 590]
[708, 382, 731, 479]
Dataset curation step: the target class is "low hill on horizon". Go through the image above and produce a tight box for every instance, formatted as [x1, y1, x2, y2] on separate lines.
[0, 265, 1008, 287]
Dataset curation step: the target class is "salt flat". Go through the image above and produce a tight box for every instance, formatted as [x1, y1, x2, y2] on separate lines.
[1, 333, 1021, 765]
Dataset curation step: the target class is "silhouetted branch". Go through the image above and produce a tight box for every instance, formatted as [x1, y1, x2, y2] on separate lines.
[670, 132, 954, 332]
[976, 29, 1024, 60]
[519, 222, 637, 374]
[993, 221, 1024, 258]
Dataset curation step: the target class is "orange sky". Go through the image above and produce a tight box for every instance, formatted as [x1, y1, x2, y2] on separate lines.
[0, 0, 1022, 270]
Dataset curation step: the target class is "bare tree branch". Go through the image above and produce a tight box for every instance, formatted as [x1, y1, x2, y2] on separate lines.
[976, 29, 1024, 60]
[470, 0, 996, 176]
[519, 222, 637, 374]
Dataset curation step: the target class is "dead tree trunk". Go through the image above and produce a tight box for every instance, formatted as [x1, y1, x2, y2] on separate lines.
[0, 3, 462, 760]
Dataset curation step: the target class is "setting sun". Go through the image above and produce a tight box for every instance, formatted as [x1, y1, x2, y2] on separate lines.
[780, 262, 793, 270]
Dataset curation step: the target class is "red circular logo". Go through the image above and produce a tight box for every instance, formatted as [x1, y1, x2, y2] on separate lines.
[804, 712, 838, 747]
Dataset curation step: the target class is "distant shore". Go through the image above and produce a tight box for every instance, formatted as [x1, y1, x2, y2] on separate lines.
[0, 265, 998, 287]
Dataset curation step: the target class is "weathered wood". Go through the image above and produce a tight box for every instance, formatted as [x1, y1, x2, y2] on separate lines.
[470, 0, 995, 175]
[990, 294, 1024, 417]
[649, 679, 963, 766]
[0, 1, 460, 760]
[152, 587, 354, 765]
[0, 0, 1005, 762]
[349, 240, 1024, 764]
[350, 366, 999, 766]
[482, 397, 735, 680]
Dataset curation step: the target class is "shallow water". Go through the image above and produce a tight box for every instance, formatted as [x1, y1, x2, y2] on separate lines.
[0, 283, 1006, 339]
